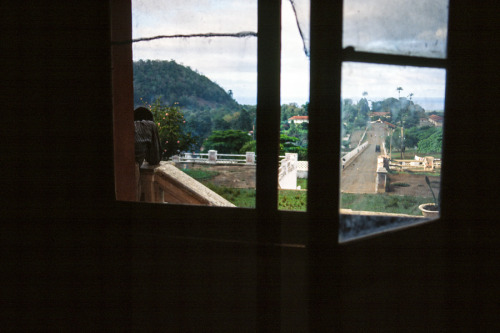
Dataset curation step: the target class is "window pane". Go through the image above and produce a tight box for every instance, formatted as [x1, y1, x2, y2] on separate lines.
[132, 0, 257, 207]
[340, 62, 446, 241]
[343, 0, 449, 58]
[278, 0, 310, 211]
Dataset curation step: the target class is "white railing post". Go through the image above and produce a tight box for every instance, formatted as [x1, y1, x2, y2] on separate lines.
[246, 152, 255, 164]
[208, 150, 217, 163]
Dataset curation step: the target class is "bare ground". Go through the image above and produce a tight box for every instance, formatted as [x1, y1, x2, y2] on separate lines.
[177, 163, 256, 188]
[387, 172, 440, 198]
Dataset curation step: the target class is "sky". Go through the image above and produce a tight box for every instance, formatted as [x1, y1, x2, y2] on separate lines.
[132, 0, 447, 110]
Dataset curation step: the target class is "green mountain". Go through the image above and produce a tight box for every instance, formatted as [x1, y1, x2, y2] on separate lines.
[133, 59, 255, 142]
[133, 59, 240, 110]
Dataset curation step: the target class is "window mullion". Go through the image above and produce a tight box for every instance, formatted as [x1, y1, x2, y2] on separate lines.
[342, 48, 447, 69]
[308, 0, 342, 244]
[308, 0, 343, 331]
[256, 0, 282, 331]
[256, 0, 281, 231]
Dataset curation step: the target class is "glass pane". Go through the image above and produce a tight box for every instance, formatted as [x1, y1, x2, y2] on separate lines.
[343, 0, 449, 58]
[340, 62, 446, 241]
[278, 0, 310, 211]
[132, 0, 257, 207]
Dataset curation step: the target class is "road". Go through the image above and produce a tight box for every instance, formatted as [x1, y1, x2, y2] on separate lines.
[341, 122, 387, 193]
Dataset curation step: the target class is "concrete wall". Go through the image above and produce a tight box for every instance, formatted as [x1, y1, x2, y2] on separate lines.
[342, 141, 369, 170]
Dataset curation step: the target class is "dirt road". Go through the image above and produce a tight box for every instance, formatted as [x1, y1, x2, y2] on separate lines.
[341, 122, 387, 193]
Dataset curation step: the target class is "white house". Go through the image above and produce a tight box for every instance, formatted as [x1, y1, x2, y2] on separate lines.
[288, 115, 309, 124]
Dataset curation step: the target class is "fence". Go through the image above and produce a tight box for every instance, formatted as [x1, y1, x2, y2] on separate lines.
[342, 141, 370, 170]
[389, 156, 442, 172]
[173, 150, 255, 164]
[278, 153, 298, 190]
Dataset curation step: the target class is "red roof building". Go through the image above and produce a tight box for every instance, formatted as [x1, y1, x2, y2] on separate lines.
[288, 116, 309, 124]
[428, 114, 444, 127]
[383, 121, 397, 128]
[369, 112, 390, 117]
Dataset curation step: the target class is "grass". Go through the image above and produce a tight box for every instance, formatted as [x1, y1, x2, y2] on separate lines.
[201, 182, 308, 211]
[180, 168, 219, 181]
[182, 170, 427, 215]
[204, 183, 256, 208]
[340, 193, 433, 215]
[278, 190, 307, 211]
[390, 169, 441, 177]
[392, 182, 410, 187]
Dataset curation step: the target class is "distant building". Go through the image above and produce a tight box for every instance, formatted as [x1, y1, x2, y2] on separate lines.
[419, 117, 432, 127]
[428, 114, 444, 127]
[383, 121, 397, 129]
[288, 115, 309, 124]
[369, 112, 390, 118]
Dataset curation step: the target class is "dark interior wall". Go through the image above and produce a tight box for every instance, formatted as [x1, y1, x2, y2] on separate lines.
[1, 0, 499, 331]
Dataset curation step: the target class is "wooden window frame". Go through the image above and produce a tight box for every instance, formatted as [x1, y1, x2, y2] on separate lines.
[111, 0, 456, 330]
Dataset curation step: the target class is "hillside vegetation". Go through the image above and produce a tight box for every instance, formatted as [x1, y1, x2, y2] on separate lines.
[134, 60, 255, 143]
[134, 59, 239, 110]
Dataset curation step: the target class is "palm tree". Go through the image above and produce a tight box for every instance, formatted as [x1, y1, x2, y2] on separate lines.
[396, 86, 403, 99]
[408, 92, 414, 101]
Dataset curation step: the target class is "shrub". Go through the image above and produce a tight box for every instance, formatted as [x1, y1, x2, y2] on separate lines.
[147, 98, 198, 160]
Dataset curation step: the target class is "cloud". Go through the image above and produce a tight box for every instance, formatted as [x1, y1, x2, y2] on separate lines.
[131, 0, 447, 105]
[341, 62, 446, 100]
[343, 0, 448, 57]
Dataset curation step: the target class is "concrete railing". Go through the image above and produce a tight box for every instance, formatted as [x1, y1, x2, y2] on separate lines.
[173, 150, 255, 165]
[375, 155, 390, 193]
[389, 156, 441, 172]
[139, 162, 235, 207]
[342, 141, 369, 170]
[278, 153, 298, 190]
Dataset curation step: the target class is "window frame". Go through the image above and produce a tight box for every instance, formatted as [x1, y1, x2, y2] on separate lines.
[111, 0, 450, 243]
[110, 0, 454, 330]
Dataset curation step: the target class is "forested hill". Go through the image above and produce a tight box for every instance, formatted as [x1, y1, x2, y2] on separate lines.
[133, 59, 240, 110]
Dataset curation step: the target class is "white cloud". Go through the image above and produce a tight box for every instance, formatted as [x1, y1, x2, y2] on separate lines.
[342, 62, 446, 101]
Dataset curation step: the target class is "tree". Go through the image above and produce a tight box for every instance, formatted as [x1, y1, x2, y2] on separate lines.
[239, 140, 256, 154]
[358, 97, 370, 121]
[418, 128, 443, 153]
[233, 108, 253, 131]
[204, 130, 252, 154]
[396, 86, 404, 99]
[280, 134, 307, 160]
[149, 98, 198, 160]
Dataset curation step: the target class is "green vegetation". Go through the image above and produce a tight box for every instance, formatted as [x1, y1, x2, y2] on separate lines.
[390, 170, 441, 177]
[386, 126, 443, 156]
[180, 169, 219, 181]
[239, 140, 256, 154]
[192, 181, 308, 211]
[278, 190, 307, 211]
[341, 193, 433, 215]
[280, 133, 308, 160]
[204, 183, 256, 208]
[280, 102, 308, 122]
[417, 128, 443, 153]
[134, 59, 238, 110]
[134, 60, 255, 145]
[148, 98, 198, 160]
[204, 129, 252, 154]
[392, 182, 410, 187]
[297, 178, 308, 190]
[280, 103, 309, 160]
[389, 149, 442, 160]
